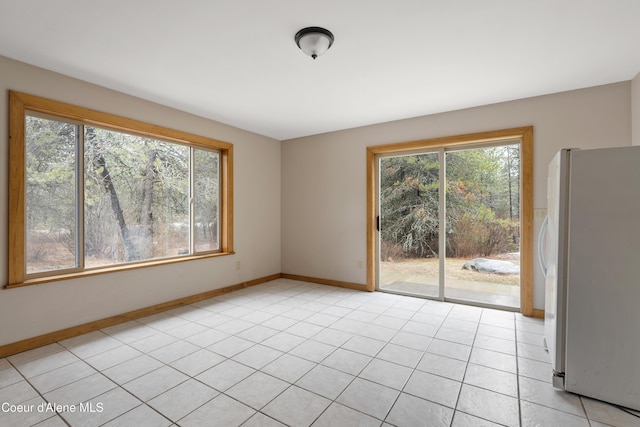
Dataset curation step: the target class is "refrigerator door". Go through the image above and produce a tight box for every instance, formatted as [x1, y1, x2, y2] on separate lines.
[564, 146, 640, 410]
[543, 149, 570, 380]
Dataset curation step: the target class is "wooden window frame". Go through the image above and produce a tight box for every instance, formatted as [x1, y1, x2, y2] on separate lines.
[7, 91, 234, 288]
[366, 127, 534, 316]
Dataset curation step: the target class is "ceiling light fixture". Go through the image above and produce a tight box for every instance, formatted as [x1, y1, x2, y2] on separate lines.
[295, 27, 334, 60]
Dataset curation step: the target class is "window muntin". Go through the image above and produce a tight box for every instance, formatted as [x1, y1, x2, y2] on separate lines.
[8, 91, 233, 287]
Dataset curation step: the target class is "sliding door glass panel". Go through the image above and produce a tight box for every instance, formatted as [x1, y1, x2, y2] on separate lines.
[444, 145, 521, 308]
[378, 152, 440, 298]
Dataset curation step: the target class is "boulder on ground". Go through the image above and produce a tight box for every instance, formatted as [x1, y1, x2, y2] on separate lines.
[462, 258, 519, 275]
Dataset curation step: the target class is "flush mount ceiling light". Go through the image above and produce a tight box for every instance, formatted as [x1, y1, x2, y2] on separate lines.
[295, 27, 334, 60]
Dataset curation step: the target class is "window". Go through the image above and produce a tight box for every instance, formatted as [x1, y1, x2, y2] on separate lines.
[8, 91, 233, 287]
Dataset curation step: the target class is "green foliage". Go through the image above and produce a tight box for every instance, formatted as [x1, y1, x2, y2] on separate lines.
[25, 115, 220, 272]
[380, 145, 520, 259]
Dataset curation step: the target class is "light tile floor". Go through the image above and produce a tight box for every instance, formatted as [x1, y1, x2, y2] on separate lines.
[1, 279, 639, 427]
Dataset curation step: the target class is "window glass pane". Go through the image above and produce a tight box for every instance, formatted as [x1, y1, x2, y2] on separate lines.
[84, 127, 189, 266]
[25, 116, 78, 273]
[194, 148, 220, 252]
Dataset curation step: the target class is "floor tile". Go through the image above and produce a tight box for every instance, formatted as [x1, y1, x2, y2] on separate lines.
[321, 348, 371, 375]
[179, 393, 255, 427]
[469, 347, 517, 373]
[415, 352, 467, 381]
[262, 385, 331, 427]
[207, 335, 255, 357]
[473, 334, 516, 355]
[517, 341, 551, 363]
[261, 331, 306, 352]
[215, 318, 254, 335]
[341, 336, 386, 356]
[451, 411, 503, 426]
[441, 318, 478, 333]
[410, 312, 445, 327]
[147, 378, 218, 421]
[426, 339, 472, 362]
[463, 363, 518, 397]
[435, 327, 476, 346]
[516, 330, 546, 346]
[164, 321, 209, 339]
[122, 365, 188, 401]
[261, 354, 316, 383]
[371, 314, 408, 330]
[43, 373, 117, 406]
[520, 400, 590, 426]
[261, 316, 300, 331]
[237, 324, 280, 343]
[33, 415, 69, 427]
[232, 344, 283, 369]
[516, 319, 545, 334]
[285, 321, 325, 338]
[102, 354, 164, 384]
[170, 348, 226, 376]
[0, 380, 39, 405]
[581, 396, 640, 427]
[4, 280, 610, 427]
[358, 358, 412, 390]
[148, 339, 200, 364]
[404, 369, 462, 408]
[7, 343, 65, 366]
[0, 365, 25, 389]
[386, 392, 453, 427]
[389, 331, 432, 351]
[59, 331, 123, 359]
[456, 384, 519, 427]
[518, 376, 585, 416]
[376, 343, 423, 368]
[295, 364, 354, 400]
[289, 340, 336, 363]
[448, 305, 482, 322]
[59, 387, 141, 427]
[29, 360, 96, 394]
[517, 356, 551, 382]
[336, 378, 399, 420]
[0, 396, 51, 426]
[359, 325, 397, 342]
[128, 332, 179, 353]
[196, 359, 255, 391]
[305, 312, 340, 327]
[84, 345, 142, 371]
[242, 412, 287, 427]
[476, 324, 515, 341]
[226, 371, 289, 409]
[184, 328, 229, 347]
[194, 313, 234, 328]
[241, 310, 276, 324]
[312, 402, 380, 427]
[14, 350, 79, 378]
[310, 328, 353, 347]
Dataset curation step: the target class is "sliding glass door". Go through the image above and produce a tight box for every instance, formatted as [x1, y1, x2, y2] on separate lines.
[377, 142, 521, 310]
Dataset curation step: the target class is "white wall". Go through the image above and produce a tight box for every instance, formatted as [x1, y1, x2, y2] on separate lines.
[0, 56, 282, 346]
[282, 82, 632, 311]
[632, 71, 640, 146]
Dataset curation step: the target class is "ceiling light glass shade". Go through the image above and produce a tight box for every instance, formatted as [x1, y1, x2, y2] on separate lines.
[295, 27, 334, 59]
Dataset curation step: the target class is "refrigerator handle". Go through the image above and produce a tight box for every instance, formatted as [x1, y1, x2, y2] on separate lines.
[538, 216, 549, 277]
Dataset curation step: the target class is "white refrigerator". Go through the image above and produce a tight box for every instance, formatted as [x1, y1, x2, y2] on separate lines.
[539, 146, 640, 411]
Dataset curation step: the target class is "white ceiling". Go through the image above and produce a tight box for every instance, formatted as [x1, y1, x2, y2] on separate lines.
[1, 1, 640, 140]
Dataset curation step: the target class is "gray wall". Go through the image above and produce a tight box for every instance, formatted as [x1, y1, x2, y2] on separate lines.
[282, 82, 632, 310]
[0, 56, 282, 346]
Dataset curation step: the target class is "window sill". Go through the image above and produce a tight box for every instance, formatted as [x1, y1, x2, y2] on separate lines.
[4, 251, 235, 289]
